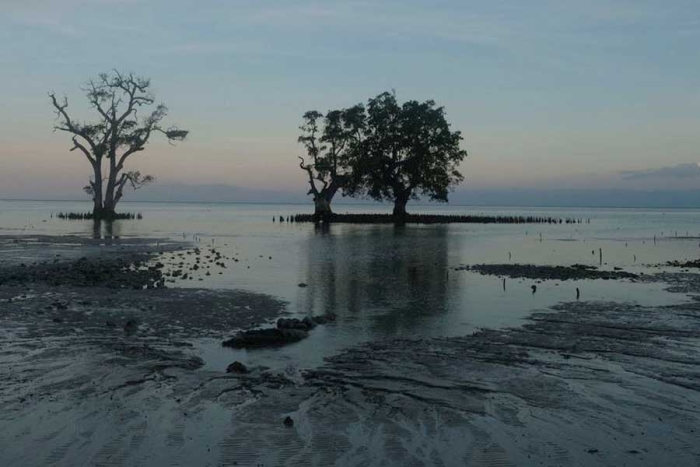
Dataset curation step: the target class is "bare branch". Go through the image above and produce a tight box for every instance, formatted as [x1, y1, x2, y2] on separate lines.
[299, 156, 319, 196]
[49, 92, 100, 154]
[70, 136, 96, 164]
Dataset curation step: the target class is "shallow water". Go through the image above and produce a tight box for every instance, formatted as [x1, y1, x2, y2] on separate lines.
[1, 200, 698, 368]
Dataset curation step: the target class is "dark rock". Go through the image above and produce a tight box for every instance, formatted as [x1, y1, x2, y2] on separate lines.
[297, 283, 308, 288]
[459, 264, 638, 281]
[226, 361, 248, 374]
[222, 328, 309, 349]
[283, 416, 294, 427]
[277, 317, 313, 331]
[667, 259, 700, 268]
[302, 317, 316, 329]
[311, 313, 336, 325]
[124, 319, 139, 333]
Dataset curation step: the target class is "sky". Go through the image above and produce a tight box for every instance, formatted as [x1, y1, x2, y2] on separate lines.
[0, 0, 699, 203]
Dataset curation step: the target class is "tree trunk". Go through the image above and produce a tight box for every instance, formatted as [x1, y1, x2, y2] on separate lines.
[101, 150, 119, 219]
[313, 196, 333, 223]
[101, 167, 120, 219]
[393, 191, 410, 218]
[91, 162, 104, 218]
[103, 181, 116, 217]
[312, 183, 339, 223]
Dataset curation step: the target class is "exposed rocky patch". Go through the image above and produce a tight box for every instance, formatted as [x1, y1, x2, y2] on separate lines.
[459, 263, 639, 281]
[222, 328, 310, 349]
[667, 258, 700, 268]
[0, 256, 164, 289]
[222, 314, 337, 349]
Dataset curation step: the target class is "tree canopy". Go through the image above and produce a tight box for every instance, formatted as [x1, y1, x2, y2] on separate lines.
[297, 104, 366, 220]
[357, 92, 467, 216]
[297, 92, 467, 220]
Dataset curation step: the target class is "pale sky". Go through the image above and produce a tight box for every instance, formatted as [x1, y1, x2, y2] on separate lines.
[1, 0, 699, 200]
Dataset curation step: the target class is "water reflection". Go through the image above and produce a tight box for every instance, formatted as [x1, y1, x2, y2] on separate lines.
[298, 225, 459, 337]
[91, 220, 122, 239]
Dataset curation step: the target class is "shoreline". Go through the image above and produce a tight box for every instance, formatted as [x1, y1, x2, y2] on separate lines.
[1, 235, 699, 465]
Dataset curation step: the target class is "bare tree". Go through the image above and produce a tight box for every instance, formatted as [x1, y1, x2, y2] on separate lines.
[50, 71, 188, 218]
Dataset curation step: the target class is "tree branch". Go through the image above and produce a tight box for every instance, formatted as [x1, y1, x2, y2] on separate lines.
[49, 92, 100, 155]
[70, 136, 96, 164]
[299, 156, 319, 196]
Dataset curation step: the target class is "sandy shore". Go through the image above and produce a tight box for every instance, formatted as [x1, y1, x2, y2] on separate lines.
[1, 236, 699, 466]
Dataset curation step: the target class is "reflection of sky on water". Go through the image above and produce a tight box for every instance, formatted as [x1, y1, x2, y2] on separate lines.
[1, 200, 696, 369]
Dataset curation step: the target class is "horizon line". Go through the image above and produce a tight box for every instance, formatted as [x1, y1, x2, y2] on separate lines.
[3, 198, 700, 211]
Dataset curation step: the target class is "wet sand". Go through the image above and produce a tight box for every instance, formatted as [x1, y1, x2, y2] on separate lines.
[1, 236, 699, 466]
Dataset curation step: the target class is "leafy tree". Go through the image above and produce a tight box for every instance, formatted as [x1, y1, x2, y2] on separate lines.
[50, 71, 188, 219]
[298, 104, 365, 221]
[359, 92, 467, 217]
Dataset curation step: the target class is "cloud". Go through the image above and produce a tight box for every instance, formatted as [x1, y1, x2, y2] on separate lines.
[620, 163, 700, 180]
[3, 0, 140, 36]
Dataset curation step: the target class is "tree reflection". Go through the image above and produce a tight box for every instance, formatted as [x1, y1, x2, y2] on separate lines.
[299, 224, 457, 336]
[90, 220, 121, 240]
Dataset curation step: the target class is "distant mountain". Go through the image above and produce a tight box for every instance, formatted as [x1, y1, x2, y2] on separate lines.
[5, 181, 700, 209]
[126, 183, 700, 209]
[128, 183, 310, 204]
[446, 189, 700, 209]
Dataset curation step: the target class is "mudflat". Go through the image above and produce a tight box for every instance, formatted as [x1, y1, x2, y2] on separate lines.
[1, 235, 699, 466]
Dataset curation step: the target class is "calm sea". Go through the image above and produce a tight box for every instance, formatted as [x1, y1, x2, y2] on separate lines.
[1, 200, 698, 369]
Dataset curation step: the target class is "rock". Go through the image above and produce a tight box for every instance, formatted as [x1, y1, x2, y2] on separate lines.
[226, 361, 248, 374]
[222, 328, 309, 349]
[311, 313, 337, 325]
[297, 283, 308, 288]
[277, 317, 314, 331]
[276, 314, 336, 331]
[283, 416, 294, 427]
[302, 317, 316, 329]
[124, 319, 139, 334]
[460, 264, 638, 281]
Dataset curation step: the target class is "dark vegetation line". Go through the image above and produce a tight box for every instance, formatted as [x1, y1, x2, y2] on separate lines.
[288, 213, 586, 224]
[55, 212, 143, 220]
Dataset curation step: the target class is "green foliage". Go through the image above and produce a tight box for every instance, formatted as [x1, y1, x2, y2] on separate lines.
[358, 91, 467, 206]
[297, 92, 467, 215]
[297, 104, 366, 198]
